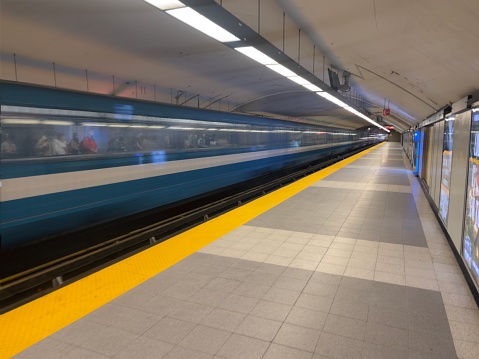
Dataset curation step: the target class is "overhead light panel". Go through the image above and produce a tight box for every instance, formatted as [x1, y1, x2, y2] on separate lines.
[287, 76, 311, 86]
[235, 46, 277, 65]
[143, 0, 185, 10]
[317, 92, 348, 107]
[167, 7, 240, 43]
[344, 106, 390, 132]
[2, 119, 41, 125]
[266, 64, 297, 77]
[302, 84, 323, 92]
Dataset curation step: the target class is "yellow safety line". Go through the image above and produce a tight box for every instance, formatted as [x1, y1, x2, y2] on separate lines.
[0, 143, 382, 358]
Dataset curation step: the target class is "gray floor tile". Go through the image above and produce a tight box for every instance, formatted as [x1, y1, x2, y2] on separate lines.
[162, 283, 200, 300]
[273, 276, 307, 292]
[262, 286, 300, 305]
[364, 322, 408, 350]
[163, 346, 213, 359]
[295, 293, 334, 313]
[285, 306, 328, 330]
[322, 314, 366, 340]
[249, 300, 292, 321]
[217, 294, 259, 314]
[329, 297, 369, 321]
[179, 325, 231, 355]
[177, 272, 215, 288]
[273, 323, 321, 352]
[79, 326, 138, 356]
[219, 267, 252, 281]
[361, 342, 408, 359]
[255, 262, 287, 276]
[232, 281, 270, 299]
[244, 271, 279, 286]
[205, 277, 241, 293]
[50, 319, 107, 346]
[263, 343, 313, 359]
[144, 317, 196, 344]
[336, 284, 371, 304]
[188, 288, 230, 307]
[113, 336, 173, 359]
[200, 308, 246, 332]
[194, 263, 229, 276]
[281, 267, 314, 281]
[409, 330, 457, 359]
[86, 304, 160, 335]
[60, 347, 110, 359]
[168, 301, 214, 324]
[216, 334, 269, 359]
[310, 272, 342, 286]
[407, 312, 451, 335]
[367, 306, 408, 330]
[234, 315, 282, 341]
[303, 282, 338, 299]
[139, 295, 182, 316]
[315, 332, 363, 359]
[12, 338, 75, 359]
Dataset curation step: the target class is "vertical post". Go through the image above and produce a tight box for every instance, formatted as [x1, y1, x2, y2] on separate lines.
[13, 53, 18, 81]
[154, 84, 156, 101]
[313, 45, 315, 75]
[135, 81, 138, 98]
[282, 13, 285, 52]
[85, 70, 89, 91]
[197, 94, 200, 108]
[322, 55, 325, 81]
[53, 62, 57, 87]
[258, 0, 261, 34]
[112, 76, 115, 95]
[298, 29, 301, 64]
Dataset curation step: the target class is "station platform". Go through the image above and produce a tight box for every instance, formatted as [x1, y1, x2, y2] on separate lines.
[4, 142, 479, 359]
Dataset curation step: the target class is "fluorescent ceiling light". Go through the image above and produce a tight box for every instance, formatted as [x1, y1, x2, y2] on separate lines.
[317, 92, 348, 107]
[108, 124, 130, 128]
[41, 120, 74, 126]
[143, 0, 185, 10]
[81, 122, 107, 127]
[266, 64, 296, 77]
[2, 119, 41, 125]
[287, 76, 312, 86]
[302, 84, 323, 92]
[167, 7, 240, 43]
[343, 107, 390, 132]
[235, 46, 277, 65]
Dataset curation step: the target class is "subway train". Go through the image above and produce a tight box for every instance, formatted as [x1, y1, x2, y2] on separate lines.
[0, 81, 385, 251]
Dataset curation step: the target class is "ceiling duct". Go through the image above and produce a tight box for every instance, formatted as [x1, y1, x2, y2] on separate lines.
[328, 68, 351, 92]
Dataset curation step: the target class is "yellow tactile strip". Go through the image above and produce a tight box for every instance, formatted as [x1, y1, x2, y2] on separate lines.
[0, 143, 382, 358]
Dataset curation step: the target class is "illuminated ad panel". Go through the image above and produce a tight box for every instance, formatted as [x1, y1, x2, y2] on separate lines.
[439, 117, 455, 224]
[463, 110, 479, 286]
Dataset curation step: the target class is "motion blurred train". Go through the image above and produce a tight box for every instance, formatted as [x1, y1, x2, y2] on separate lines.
[0, 81, 385, 250]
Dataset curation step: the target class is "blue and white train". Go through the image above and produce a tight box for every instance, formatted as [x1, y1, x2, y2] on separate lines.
[0, 81, 384, 250]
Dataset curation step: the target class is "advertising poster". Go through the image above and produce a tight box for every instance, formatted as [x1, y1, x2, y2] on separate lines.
[463, 110, 479, 285]
[439, 118, 454, 224]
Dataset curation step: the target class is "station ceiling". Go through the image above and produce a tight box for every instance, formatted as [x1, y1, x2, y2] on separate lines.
[2, 0, 479, 132]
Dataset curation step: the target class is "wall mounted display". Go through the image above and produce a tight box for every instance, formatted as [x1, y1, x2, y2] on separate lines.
[439, 117, 455, 224]
[463, 110, 479, 285]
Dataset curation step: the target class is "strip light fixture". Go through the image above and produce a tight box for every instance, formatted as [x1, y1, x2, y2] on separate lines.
[143, 0, 389, 132]
[145, 0, 239, 42]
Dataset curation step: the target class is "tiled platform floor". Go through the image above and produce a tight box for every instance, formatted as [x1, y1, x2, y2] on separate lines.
[14, 143, 479, 359]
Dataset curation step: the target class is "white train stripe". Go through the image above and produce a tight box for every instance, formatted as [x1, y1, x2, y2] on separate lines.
[1, 142, 360, 202]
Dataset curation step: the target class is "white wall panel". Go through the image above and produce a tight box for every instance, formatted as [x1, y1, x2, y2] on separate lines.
[433, 121, 444, 207]
[447, 110, 471, 251]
